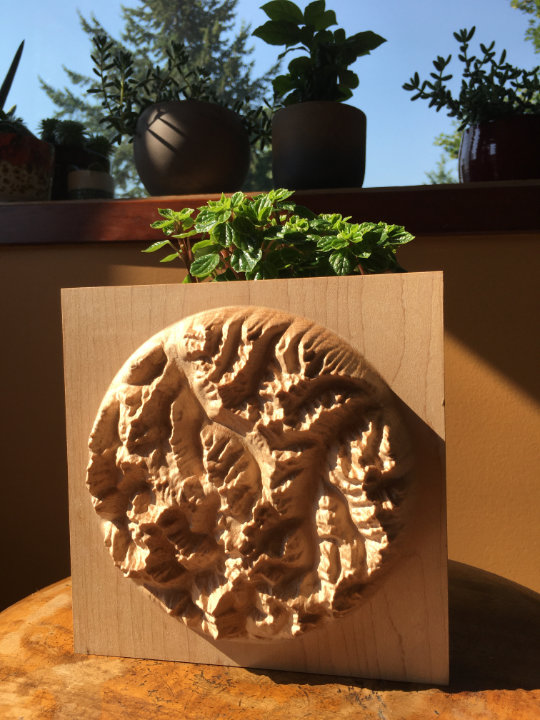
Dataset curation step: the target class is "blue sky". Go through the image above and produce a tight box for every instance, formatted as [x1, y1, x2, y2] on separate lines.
[2, 0, 538, 187]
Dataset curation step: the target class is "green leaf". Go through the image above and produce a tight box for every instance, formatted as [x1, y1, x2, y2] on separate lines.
[211, 222, 238, 247]
[315, 9, 337, 31]
[156, 208, 176, 219]
[345, 31, 387, 58]
[261, 0, 304, 24]
[159, 252, 180, 263]
[329, 250, 353, 275]
[172, 228, 198, 239]
[190, 253, 221, 278]
[232, 215, 257, 240]
[174, 207, 195, 221]
[339, 69, 359, 90]
[150, 219, 173, 230]
[272, 245, 302, 267]
[253, 20, 303, 46]
[272, 73, 296, 98]
[350, 244, 372, 259]
[142, 239, 171, 252]
[251, 192, 274, 221]
[270, 188, 295, 203]
[230, 248, 262, 273]
[304, 2, 336, 31]
[288, 56, 312, 76]
[215, 268, 237, 282]
[303, 0, 324, 26]
[195, 207, 231, 232]
[191, 239, 220, 257]
[317, 235, 348, 251]
[230, 191, 245, 207]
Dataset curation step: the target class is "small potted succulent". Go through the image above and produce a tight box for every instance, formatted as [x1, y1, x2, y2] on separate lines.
[403, 27, 540, 182]
[0, 41, 54, 201]
[143, 188, 413, 282]
[253, 0, 386, 189]
[40, 119, 114, 200]
[89, 35, 271, 196]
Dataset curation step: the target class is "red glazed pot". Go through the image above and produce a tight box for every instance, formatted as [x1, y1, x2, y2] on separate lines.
[458, 115, 540, 182]
[133, 100, 250, 195]
[272, 102, 366, 190]
[0, 133, 54, 201]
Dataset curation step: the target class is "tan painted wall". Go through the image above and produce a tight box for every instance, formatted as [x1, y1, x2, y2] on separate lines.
[400, 232, 539, 592]
[0, 232, 538, 609]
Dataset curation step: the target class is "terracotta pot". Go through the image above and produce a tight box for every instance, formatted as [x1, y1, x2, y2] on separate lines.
[272, 102, 366, 190]
[0, 133, 54, 201]
[458, 115, 540, 182]
[133, 100, 251, 195]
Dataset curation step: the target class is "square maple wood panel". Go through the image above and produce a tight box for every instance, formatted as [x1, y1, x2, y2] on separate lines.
[61, 271, 447, 684]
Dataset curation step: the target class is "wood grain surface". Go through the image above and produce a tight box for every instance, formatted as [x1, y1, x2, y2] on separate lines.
[61, 272, 447, 684]
[0, 563, 539, 719]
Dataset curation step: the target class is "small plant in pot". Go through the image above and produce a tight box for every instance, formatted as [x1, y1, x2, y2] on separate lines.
[0, 41, 54, 201]
[403, 27, 540, 182]
[143, 188, 413, 282]
[89, 35, 271, 196]
[252, 0, 386, 190]
[40, 118, 114, 200]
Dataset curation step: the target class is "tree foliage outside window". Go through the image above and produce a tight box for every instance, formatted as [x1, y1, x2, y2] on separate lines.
[40, 0, 278, 196]
[511, 0, 540, 51]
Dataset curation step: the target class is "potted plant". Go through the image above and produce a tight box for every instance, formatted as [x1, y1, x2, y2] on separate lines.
[40, 118, 114, 200]
[252, 0, 386, 189]
[143, 188, 413, 281]
[403, 27, 540, 182]
[0, 41, 54, 201]
[89, 35, 271, 196]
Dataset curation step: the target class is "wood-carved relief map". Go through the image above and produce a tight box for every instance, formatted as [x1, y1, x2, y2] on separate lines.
[87, 306, 413, 640]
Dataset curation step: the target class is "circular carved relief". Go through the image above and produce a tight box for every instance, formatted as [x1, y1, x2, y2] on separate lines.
[87, 306, 413, 640]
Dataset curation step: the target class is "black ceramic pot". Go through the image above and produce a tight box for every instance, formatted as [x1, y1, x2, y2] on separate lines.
[458, 115, 540, 182]
[272, 102, 366, 190]
[133, 100, 251, 195]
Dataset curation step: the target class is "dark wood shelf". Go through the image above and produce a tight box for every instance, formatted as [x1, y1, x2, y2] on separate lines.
[1, 180, 538, 246]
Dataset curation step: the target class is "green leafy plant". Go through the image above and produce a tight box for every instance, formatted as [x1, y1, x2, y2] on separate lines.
[88, 34, 272, 149]
[40, 118, 112, 156]
[40, 118, 113, 172]
[403, 26, 540, 129]
[144, 189, 413, 283]
[253, 0, 386, 105]
[0, 40, 32, 136]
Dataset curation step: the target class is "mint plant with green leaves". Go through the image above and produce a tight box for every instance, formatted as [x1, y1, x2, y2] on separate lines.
[252, 0, 386, 105]
[144, 189, 413, 283]
[403, 27, 540, 130]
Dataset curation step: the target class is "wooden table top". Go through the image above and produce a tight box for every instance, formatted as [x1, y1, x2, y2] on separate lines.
[0, 561, 539, 719]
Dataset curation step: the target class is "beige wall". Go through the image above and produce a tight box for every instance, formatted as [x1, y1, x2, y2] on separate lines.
[1, 232, 538, 610]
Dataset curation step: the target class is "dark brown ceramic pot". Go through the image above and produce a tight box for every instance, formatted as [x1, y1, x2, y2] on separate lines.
[133, 100, 251, 195]
[272, 102, 366, 190]
[458, 114, 540, 182]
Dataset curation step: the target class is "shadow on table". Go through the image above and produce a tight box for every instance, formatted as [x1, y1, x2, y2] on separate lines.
[248, 561, 540, 693]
